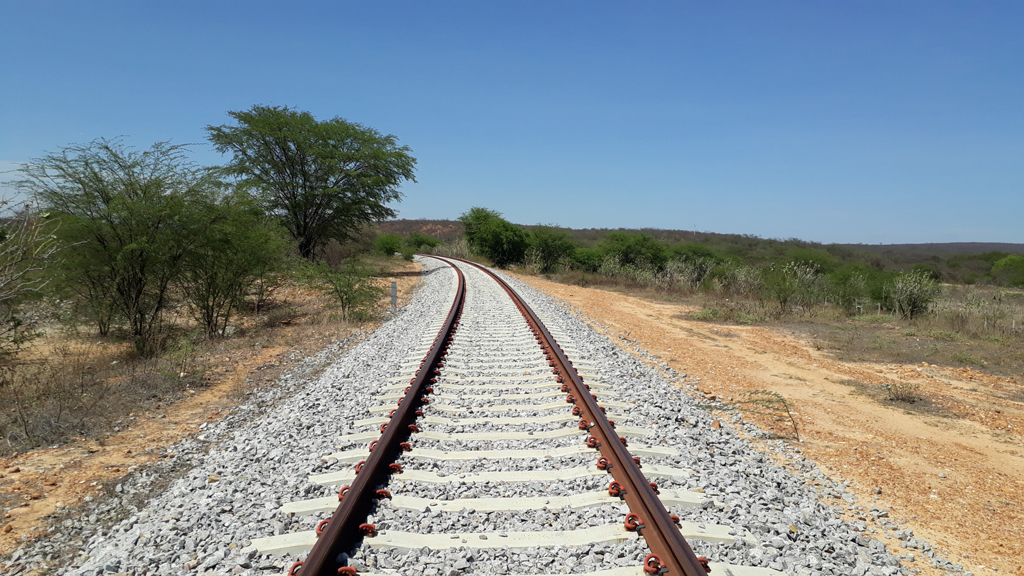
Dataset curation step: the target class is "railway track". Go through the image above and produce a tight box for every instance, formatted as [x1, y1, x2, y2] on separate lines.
[249, 257, 783, 576]
[47, 255, 912, 576]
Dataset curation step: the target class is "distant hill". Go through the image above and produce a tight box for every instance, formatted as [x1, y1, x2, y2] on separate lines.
[381, 219, 817, 249]
[382, 219, 1024, 258]
[379, 219, 463, 241]
[839, 242, 1024, 256]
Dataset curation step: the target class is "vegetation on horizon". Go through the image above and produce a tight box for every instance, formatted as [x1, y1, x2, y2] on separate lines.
[414, 207, 1024, 319]
[398, 208, 1022, 421]
[391, 208, 1024, 380]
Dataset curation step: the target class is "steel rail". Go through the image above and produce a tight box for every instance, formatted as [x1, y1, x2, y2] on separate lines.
[455, 258, 709, 576]
[293, 258, 466, 576]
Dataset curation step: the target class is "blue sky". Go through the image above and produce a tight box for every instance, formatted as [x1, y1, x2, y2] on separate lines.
[2, 1, 1022, 244]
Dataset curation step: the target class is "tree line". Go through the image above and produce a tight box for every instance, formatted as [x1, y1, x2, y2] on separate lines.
[3, 105, 416, 360]
[446, 207, 1024, 320]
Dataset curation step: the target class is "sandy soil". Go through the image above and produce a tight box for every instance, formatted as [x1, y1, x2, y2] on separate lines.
[510, 273, 1023, 576]
[0, 263, 423, 558]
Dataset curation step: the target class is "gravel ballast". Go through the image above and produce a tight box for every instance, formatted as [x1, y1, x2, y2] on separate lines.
[1, 257, 963, 576]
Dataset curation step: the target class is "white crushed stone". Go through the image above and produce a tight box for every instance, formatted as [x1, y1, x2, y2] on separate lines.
[0, 258, 965, 576]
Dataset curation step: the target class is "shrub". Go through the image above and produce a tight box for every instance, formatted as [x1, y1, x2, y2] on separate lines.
[716, 263, 763, 299]
[597, 255, 659, 286]
[249, 258, 292, 314]
[570, 247, 603, 272]
[911, 263, 943, 281]
[373, 233, 404, 256]
[863, 268, 897, 303]
[598, 232, 668, 270]
[950, 351, 982, 365]
[930, 330, 966, 342]
[458, 208, 529, 268]
[827, 266, 868, 312]
[560, 269, 592, 287]
[761, 262, 820, 315]
[692, 308, 723, 321]
[430, 237, 474, 259]
[882, 382, 919, 403]
[886, 270, 939, 320]
[663, 257, 716, 290]
[0, 341, 202, 455]
[305, 259, 386, 321]
[179, 197, 290, 337]
[730, 390, 800, 441]
[19, 139, 221, 356]
[406, 232, 441, 251]
[527, 227, 576, 273]
[992, 255, 1024, 288]
[0, 202, 60, 368]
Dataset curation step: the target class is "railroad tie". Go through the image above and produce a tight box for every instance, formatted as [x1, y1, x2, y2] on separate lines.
[282, 256, 785, 576]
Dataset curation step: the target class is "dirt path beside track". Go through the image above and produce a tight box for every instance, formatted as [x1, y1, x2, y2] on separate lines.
[512, 272, 1024, 576]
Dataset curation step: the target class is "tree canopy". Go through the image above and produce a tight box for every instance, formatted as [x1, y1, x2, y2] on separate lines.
[179, 193, 291, 337]
[598, 232, 669, 270]
[459, 207, 529, 268]
[528, 227, 576, 273]
[207, 105, 416, 259]
[19, 139, 221, 354]
[992, 255, 1024, 287]
[18, 138, 289, 352]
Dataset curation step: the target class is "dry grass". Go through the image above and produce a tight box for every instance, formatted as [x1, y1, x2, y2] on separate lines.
[1, 337, 208, 454]
[838, 379, 952, 419]
[534, 268, 696, 305]
[801, 309, 1024, 380]
[563, 271, 1024, 378]
[0, 257, 422, 456]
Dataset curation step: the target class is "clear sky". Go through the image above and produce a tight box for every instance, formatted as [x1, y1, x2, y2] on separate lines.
[2, 1, 1022, 244]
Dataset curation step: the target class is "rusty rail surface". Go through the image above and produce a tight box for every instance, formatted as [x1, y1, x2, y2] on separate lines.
[292, 256, 707, 576]
[291, 258, 466, 576]
[454, 258, 709, 576]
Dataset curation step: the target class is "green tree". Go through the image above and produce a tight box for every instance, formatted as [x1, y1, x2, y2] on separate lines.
[373, 233, 403, 256]
[827, 264, 869, 312]
[598, 232, 668, 270]
[459, 207, 502, 251]
[992, 255, 1024, 287]
[481, 220, 529, 268]
[19, 139, 218, 355]
[406, 232, 441, 251]
[760, 262, 820, 315]
[570, 247, 603, 272]
[787, 248, 838, 274]
[911, 262, 942, 281]
[458, 207, 529, 267]
[179, 195, 290, 337]
[946, 251, 1005, 284]
[207, 105, 417, 260]
[671, 243, 721, 263]
[527, 227, 576, 273]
